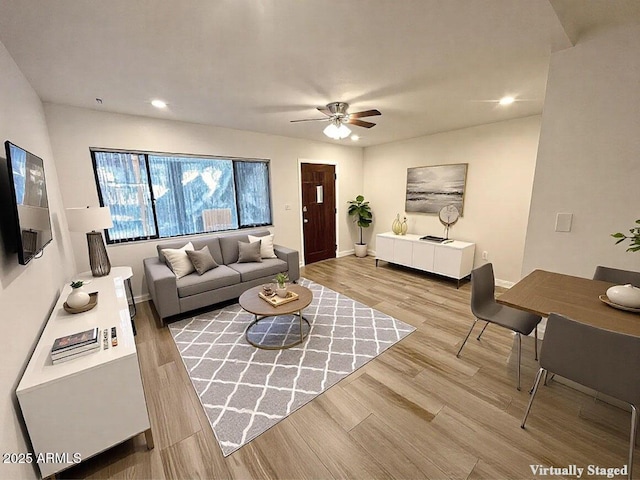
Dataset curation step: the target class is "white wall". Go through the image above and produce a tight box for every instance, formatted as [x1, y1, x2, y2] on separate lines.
[522, 25, 640, 278]
[363, 116, 541, 284]
[0, 43, 75, 479]
[44, 104, 364, 297]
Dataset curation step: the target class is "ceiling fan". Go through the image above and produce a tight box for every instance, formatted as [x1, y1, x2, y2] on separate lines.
[290, 102, 381, 139]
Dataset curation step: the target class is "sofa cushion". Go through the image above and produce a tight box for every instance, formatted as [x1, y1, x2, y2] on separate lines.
[228, 258, 288, 282]
[238, 240, 262, 263]
[197, 237, 224, 265]
[176, 265, 241, 298]
[218, 233, 248, 264]
[158, 237, 223, 265]
[186, 245, 219, 275]
[248, 233, 277, 258]
[163, 242, 195, 279]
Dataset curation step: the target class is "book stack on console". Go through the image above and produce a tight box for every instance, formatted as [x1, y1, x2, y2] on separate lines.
[51, 327, 100, 364]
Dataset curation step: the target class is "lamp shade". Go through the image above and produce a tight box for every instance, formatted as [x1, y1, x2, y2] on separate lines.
[66, 206, 113, 232]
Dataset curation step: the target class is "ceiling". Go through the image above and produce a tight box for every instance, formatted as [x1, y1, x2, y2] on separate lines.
[0, 1, 639, 147]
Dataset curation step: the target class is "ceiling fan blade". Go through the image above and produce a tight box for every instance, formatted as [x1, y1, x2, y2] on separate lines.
[290, 118, 331, 123]
[347, 118, 376, 128]
[348, 109, 381, 119]
[317, 107, 332, 116]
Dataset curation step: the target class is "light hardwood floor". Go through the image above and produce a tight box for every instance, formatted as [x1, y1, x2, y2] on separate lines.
[66, 256, 636, 479]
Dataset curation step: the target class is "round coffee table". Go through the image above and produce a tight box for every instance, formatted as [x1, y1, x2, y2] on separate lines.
[239, 284, 313, 350]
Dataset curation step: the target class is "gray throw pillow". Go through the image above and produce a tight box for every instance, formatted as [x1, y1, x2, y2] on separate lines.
[186, 245, 219, 275]
[237, 240, 262, 263]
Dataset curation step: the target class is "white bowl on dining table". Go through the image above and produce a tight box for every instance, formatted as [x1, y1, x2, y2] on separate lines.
[606, 284, 640, 308]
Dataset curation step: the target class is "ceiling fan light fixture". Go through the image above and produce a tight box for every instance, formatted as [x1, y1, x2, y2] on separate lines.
[323, 122, 351, 140]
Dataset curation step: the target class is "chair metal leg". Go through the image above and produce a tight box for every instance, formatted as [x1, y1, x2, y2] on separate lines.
[628, 404, 638, 480]
[517, 333, 522, 391]
[534, 326, 538, 361]
[456, 318, 478, 357]
[545, 372, 555, 385]
[476, 322, 489, 340]
[521, 367, 546, 428]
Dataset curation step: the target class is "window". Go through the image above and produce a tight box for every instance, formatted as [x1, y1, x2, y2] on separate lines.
[91, 150, 272, 243]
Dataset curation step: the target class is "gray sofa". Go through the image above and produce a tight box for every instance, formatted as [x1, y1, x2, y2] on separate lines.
[143, 230, 299, 322]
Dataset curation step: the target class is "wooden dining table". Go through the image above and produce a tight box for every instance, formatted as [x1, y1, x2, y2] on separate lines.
[496, 269, 640, 337]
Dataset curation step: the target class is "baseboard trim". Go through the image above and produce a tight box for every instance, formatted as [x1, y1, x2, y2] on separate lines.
[495, 279, 515, 288]
[135, 293, 150, 303]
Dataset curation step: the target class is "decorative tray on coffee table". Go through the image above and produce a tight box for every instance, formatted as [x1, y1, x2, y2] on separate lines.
[258, 290, 299, 307]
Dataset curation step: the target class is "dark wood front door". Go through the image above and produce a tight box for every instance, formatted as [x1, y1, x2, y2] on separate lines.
[301, 163, 336, 265]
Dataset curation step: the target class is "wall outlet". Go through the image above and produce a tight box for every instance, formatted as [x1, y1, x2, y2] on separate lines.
[555, 212, 573, 232]
[482, 251, 488, 260]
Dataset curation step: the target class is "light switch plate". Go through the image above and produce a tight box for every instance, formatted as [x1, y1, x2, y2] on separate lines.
[555, 213, 573, 232]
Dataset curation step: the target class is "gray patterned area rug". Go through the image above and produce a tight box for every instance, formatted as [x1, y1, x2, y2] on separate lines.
[168, 278, 415, 456]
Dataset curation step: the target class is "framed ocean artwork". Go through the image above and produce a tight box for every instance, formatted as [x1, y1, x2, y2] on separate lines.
[405, 163, 468, 214]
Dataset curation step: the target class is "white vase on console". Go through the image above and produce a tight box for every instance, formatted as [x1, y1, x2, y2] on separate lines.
[67, 281, 90, 308]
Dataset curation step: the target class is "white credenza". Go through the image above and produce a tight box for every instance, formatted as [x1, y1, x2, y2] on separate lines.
[16, 267, 153, 479]
[376, 232, 475, 287]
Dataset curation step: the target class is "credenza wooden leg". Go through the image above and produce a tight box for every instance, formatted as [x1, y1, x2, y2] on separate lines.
[144, 428, 154, 450]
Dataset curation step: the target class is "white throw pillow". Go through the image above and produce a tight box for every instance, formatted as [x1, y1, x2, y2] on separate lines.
[162, 242, 195, 278]
[248, 234, 277, 259]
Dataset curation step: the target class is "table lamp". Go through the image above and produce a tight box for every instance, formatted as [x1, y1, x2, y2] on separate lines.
[66, 206, 113, 277]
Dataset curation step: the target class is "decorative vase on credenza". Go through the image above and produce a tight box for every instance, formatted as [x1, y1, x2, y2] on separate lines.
[66, 281, 90, 309]
[392, 214, 402, 235]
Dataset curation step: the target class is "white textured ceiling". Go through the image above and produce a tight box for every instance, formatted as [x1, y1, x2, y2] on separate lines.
[0, 1, 638, 146]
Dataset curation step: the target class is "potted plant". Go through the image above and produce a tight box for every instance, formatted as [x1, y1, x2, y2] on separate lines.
[347, 195, 373, 258]
[67, 280, 90, 308]
[612, 220, 640, 252]
[274, 273, 289, 298]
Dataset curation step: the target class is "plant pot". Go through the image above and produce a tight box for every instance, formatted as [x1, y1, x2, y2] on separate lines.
[354, 244, 368, 258]
[67, 288, 90, 308]
[276, 285, 288, 298]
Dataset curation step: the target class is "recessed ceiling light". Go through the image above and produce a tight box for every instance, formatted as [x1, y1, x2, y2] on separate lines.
[351, 135, 360, 141]
[151, 99, 167, 109]
[499, 96, 515, 106]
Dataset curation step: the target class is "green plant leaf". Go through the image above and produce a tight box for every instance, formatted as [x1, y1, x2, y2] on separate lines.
[612, 219, 640, 253]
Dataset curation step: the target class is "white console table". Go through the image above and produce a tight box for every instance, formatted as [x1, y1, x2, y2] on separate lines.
[376, 232, 475, 287]
[16, 267, 152, 479]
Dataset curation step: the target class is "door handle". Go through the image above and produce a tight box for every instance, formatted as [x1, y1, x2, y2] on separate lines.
[303, 219, 309, 223]
[302, 206, 308, 213]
